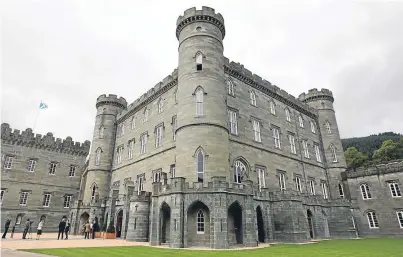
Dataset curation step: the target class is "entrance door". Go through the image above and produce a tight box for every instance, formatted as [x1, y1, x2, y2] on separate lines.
[307, 210, 314, 239]
[116, 210, 123, 238]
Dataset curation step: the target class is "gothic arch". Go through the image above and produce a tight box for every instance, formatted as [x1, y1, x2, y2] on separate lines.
[186, 199, 211, 214]
[228, 200, 244, 211]
[231, 157, 250, 182]
[193, 146, 207, 158]
[194, 51, 205, 60]
[193, 86, 206, 95]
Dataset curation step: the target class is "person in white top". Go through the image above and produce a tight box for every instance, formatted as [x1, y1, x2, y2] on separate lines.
[36, 219, 44, 240]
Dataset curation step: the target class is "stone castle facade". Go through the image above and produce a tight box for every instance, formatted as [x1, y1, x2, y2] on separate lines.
[1, 6, 402, 247]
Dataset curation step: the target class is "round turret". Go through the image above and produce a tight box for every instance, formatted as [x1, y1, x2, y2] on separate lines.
[96, 94, 127, 109]
[298, 88, 334, 110]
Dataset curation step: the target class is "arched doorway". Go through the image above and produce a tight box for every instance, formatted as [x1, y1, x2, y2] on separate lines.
[116, 210, 123, 238]
[80, 212, 89, 235]
[307, 210, 314, 239]
[187, 201, 210, 247]
[256, 206, 265, 243]
[228, 201, 243, 245]
[160, 202, 171, 244]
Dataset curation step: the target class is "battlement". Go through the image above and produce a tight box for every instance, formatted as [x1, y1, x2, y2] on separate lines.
[343, 160, 403, 179]
[117, 69, 178, 122]
[176, 6, 225, 40]
[96, 94, 127, 109]
[224, 57, 318, 118]
[298, 88, 334, 103]
[1, 123, 91, 156]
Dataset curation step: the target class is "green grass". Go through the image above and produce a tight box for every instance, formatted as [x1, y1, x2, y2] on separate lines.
[25, 238, 403, 257]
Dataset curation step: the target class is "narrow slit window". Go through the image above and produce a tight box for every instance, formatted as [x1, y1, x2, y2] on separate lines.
[196, 52, 203, 71]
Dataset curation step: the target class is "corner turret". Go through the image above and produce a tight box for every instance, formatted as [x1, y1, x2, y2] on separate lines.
[298, 88, 334, 110]
[96, 94, 127, 110]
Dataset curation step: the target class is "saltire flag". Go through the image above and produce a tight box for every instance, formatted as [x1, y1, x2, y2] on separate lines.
[39, 102, 48, 109]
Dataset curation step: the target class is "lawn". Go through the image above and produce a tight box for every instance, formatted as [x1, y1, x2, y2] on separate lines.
[26, 238, 403, 257]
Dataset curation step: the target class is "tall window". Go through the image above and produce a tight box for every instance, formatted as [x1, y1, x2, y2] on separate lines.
[298, 116, 304, 128]
[228, 110, 238, 135]
[279, 172, 286, 190]
[128, 141, 134, 159]
[252, 120, 261, 142]
[360, 184, 372, 200]
[140, 133, 147, 154]
[389, 183, 401, 198]
[309, 180, 315, 195]
[396, 211, 403, 228]
[257, 167, 265, 190]
[250, 91, 257, 106]
[63, 195, 72, 208]
[227, 78, 235, 96]
[310, 121, 316, 133]
[295, 176, 302, 193]
[49, 162, 57, 175]
[195, 88, 204, 116]
[116, 146, 123, 164]
[95, 148, 102, 166]
[4, 156, 13, 169]
[234, 160, 247, 184]
[196, 150, 204, 183]
[117, 123, 125, 137]
[172, 116, 177, 141]
[302, 140, 310, 158]
[143, 108, 149, 122]
[91, 185, 96, 201]
[137, 175, 145, 195]
[99, 126, 104, 138]
[0, 190, 4, 204]
[289, 135, 296, 154]
[170, 164, 176, 178]
[42, 193, 51, 207]
[321, 182, 328, 199]
[155, 125, 163, 148]
[325, 121, 332, 134]
[338, 183, 344, 198]
[270, 101, 276, 115]
[331, 144, 338, 162]
[273, 128, 281, 149]
[131, 117, 136, 130]
[69, 166, 76, 177]
[196, 210, 205, 233]
[196, 52, 203, 71]
[285, 108, 291, 122]
[19, 191, 29, 206]
[27, 159, 36, 172]
[367, 212, 379, 228]
[152, 169, 162, 183]
[157, 98, 164, 113]
[314, 144, 322, 162]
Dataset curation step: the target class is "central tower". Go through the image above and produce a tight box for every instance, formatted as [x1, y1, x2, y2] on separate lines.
[175, 7, 230, 182]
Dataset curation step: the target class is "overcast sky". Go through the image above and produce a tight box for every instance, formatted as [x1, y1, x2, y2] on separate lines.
[2, 0, 403, 144]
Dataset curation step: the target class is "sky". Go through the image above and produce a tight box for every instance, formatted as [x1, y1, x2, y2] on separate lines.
[2, 0, 403, 144]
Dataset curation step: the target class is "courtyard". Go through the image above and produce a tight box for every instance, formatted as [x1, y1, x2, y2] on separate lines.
[1, 236, 402, 257]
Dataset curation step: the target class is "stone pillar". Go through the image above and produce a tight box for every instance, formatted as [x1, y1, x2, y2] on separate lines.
[169, 193, 184, 248]
[212, 176, 228, 249]
[149, 194, 160, 245]
[126, 192, 151, 241]
[243, 181, 257, 247]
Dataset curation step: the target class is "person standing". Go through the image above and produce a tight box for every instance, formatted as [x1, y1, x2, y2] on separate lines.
[91, 217, 99, 239]
[64, 220, 70, 240]
[57, 218, 66, 240]
[36, 219, 44, 240]
[84, 221, 90, 239]
[2, 219, 11, 239]
[22, 219, 31, 239]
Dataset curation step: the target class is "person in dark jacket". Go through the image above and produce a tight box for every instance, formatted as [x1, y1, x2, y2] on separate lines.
[91, 217, 99, 239]
[57, 218, 66, 240]
[22, 219, 31, 239]
[64, 220, 70, 240]
[2, 219, 11, 239]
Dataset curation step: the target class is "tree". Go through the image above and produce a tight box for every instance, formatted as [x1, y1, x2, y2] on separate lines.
[373, 139, 403, 163]
[344, 147, 369, 170]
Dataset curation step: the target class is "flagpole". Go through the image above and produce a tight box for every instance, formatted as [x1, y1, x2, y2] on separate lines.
[33, 101, 41, 131]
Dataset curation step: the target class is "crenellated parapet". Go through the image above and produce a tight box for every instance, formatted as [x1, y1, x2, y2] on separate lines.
[1, 123, 91, 156]
[176, 6, 225, 40]
[116, 69, 178, 122]
[342, 160, 403, 179]
[298, 88, 334, 104]
[224, 58, 318, 118]
[96, 94, 127, 109]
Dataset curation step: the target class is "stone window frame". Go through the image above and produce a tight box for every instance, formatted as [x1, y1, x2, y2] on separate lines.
[171, 116, 177, 141]
[19, 190, 30, 206]
[140, 132, 148, 154]
[249, 89, 257, 106]
[49, 162, 58, 175]
[226, 76, 236, 97]
[255, 165, 266, 190]
[232, 158, 250, 184]
[194, 86, 205, 117]
[276, 170, 287, 191]
[269, 99, 276, 115]
[154, 122, 165, 149]
[116, 145, 124, 164]
[63, 194, 72, 208]
[227, 108, 239, 135]
[271, 125, 281, 149]
[365, 210, 379, 229]
[294, 174, 303, 193]
[68, 165, 76, 177]
[169, 164, 176, 179]
[143, 107, 149, 123]
[15, 213, 24, 225]
[396, 210, 403, 229]
[194, 147, 206, 183]
[330, 144, 338, 162]
[325, 121, 332, 134]
[127, 139, 135, 160]
[137, 173, 146, 195]
[130, 116, 136, 130]
[288, 132, 297, 155]
[314, 143, 322, 163]
[285, 108, 291, 122]
[250, 116, 262, 143]
[95, 148, 102, 166]
[99, 125, 105, 139]
[298, 115, 304, 128]
[42, 192, 52, 207]
[194, 51, 204, 71]
[301, 139, 310, 159]
[0, 188, 5, 204]
[308, 178, 316, 195]
[3, 154, 15, 170]
[157, 97, 164, 114]
[387, 181, 402, 198]
[320, 180, 329, 199]
[27, 158, 38, 172]
[196, 209, 205, 234]
[152, 168, 165, 183]
[90, 183, 98, 201]
[360, 183, 372, 200]
[338, 182, 345, 198]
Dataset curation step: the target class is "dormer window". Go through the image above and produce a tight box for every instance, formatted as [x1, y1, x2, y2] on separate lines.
[196, 52, 203, 71]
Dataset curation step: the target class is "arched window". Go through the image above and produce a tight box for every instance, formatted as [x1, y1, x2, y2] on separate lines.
[234, 160, 247, 184]
[338, 183, 344, 198]
[270, 101, 276, 114]
[157, 98, 164, 113]
[330, 144, 338, 162]
[196, 209, 205, 234]
[196, 149, 205, 183]
[16, 214, 23, 225]
[299, 115, 304, 128]
[250, 91, 257, 106]
[99, 126, 104, 139]
[310, 121, 316, 134]
[91, 184, 97, 201]
[285, 108, 291, 122]
[95, 148, 102, 166]
[195, 88, 204, 116]
[226, 78, 235, 96]
[360, 184, 372, 200]
[131, 116, 136, 130]
[367, 211, 379, 228]
[325, 121, 332, 134]
[196, 52, 203, 71]
[143, 108, 149, 122]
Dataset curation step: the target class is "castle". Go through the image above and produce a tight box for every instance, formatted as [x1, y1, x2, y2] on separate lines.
[1, 6, 402, 248]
